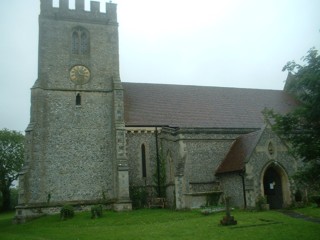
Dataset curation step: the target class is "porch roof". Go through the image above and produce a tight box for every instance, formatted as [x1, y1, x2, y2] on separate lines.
[215, 130, 263, 175]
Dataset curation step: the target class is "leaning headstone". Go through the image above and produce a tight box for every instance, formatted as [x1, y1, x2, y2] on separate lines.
[220, 196, 237, 226]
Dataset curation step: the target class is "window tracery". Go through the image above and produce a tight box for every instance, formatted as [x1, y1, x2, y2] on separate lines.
[72, 27, 89, 55]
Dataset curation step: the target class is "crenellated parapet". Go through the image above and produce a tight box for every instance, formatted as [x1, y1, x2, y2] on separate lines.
[40, 0, 117, 24]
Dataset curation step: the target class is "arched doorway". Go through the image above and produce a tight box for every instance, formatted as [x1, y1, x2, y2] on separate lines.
[263, 166, 283, 209]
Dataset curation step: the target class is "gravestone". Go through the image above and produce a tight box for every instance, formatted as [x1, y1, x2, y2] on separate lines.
[220, 197, 237, 226]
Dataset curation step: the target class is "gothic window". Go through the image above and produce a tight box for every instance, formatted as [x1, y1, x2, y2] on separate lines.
[71, 27, 89, 55]
[72, 31, 79, 54]
[80, 31, 89, 54]
[76, 93, 81, 106]
[141, 144, 147, 178]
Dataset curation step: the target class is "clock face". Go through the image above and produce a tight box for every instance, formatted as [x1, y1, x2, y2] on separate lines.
[69, 65, 91, 85]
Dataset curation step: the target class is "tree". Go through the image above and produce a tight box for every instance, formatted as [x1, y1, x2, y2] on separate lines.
[0, 129, 24, 211]
[267, 47, 320, 192]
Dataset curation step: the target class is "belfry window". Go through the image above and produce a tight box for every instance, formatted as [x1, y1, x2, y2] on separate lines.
[72, 31, 79, 54]
[72, 27, 89, 55]
[76, 93, 81, 106]
[80, 31, 89, 54]
[141, 144, 147, 178]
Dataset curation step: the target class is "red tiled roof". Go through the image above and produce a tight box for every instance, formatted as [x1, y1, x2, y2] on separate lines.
[123, 82, 298, 128]
[215, 130, 263, 174]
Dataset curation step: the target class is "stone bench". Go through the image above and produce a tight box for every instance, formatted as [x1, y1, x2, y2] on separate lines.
[148, 198, 166, 208]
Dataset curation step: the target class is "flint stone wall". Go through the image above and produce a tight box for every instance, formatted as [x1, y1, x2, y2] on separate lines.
[126, 131, 157, 190]
[127, 128, 249, 209]
[244, 126, 299, 208]
[21, 89, 116, 205]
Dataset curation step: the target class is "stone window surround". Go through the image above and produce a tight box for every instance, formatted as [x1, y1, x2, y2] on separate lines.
[71, 26, 90, 55]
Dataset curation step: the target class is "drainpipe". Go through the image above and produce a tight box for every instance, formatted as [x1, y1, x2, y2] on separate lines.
[239, 170, 247, 209]
[155, 127, 161, 197]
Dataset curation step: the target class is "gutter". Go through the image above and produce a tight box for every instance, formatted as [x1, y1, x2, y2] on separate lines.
[155, 127, 161, 197]
[239, 170, 247, 209]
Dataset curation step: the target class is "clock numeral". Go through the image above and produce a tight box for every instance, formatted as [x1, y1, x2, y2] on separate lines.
[69, 65, 90, 85]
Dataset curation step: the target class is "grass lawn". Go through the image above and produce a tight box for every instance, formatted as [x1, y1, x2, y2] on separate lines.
[295, 204, 320, 218]
[0, 209, 319, 240]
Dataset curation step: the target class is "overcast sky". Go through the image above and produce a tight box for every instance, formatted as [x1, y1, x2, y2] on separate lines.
[1, 0, 319, 132]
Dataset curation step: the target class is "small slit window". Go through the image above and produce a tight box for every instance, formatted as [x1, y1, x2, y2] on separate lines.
[76, 93, 81, 106]
[141, 144, 147, 178]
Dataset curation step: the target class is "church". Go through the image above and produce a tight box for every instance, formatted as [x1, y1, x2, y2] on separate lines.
[15, 0, 300, 221]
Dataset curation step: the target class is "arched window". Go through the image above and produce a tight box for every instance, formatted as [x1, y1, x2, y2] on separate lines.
[80, 31, 89, 54]
[76, 93, 81, 106]
[141, 144, 147, 178]
[71, 27, 89, 55]
[72, 31, 79, 54]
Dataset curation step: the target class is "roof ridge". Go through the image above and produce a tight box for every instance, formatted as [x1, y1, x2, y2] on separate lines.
[122, 82, 283, 92]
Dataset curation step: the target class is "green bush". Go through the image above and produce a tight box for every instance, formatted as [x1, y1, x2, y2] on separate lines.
[0, 192, 3, 209]
[206, 192, 222, 207]
[256, 195, 268, 211]
[0, 188, 19, 211]
[60, 205, 74, 220]
[311, 195, 320, 207]
[10, 188, 19, 210]
[91, 205, 103, 219]
[129, 186, 148, 209]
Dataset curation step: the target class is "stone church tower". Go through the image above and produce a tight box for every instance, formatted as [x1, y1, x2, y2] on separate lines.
[16, 0, 131, 221]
